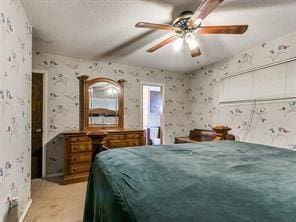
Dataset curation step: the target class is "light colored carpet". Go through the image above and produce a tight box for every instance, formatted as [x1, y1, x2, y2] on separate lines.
[25, 178, 87, 222]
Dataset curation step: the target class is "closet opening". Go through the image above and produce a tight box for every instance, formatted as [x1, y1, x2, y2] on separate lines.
[142, 84, 164, 145]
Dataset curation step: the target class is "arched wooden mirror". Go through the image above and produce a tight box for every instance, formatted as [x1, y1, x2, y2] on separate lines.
[78, 75, 125, 131]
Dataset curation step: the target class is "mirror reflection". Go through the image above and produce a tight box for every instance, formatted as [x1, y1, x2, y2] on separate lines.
[89, 81, 119, 126]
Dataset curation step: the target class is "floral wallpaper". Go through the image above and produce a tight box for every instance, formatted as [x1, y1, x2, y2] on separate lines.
[0, 0, 32, 220]
[0, 0, 295, 220]
[32, 52, 189, 176]
[187, 31, 296, 150]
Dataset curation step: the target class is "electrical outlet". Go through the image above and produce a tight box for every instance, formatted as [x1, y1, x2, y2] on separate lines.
[8, 196, 18, 209]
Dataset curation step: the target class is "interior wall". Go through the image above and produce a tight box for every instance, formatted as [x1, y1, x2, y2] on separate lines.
[32, 52, 188, 176]
[0, 0, 32, 220]
[188, 31, 296, 150]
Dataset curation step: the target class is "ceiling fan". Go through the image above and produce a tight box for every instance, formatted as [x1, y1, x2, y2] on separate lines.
[135, 0, 248, 57]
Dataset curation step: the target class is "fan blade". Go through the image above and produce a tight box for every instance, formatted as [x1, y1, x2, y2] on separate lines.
[135, 22, 176, 31]
[147, 36, 176, 53]
[199, 25, 248, 34]
[192, 0, 223, 21]
[190, 47, 201, 57]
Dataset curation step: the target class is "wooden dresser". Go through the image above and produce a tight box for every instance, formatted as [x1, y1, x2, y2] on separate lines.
[63, 129, 145, 184]
[61, 76, 146, 184]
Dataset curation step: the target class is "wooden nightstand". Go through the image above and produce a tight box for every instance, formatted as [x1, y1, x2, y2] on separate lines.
[175, 127, 235, 144]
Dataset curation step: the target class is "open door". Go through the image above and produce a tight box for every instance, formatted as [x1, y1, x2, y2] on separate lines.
[31, 73, 43, 178]
[142, 85, 163, 145]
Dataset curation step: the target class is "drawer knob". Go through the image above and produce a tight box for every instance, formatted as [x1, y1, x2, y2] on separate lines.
[73, 168, 77, 172]
[73, 147, 77, 150]
[73, 158, 76, 162]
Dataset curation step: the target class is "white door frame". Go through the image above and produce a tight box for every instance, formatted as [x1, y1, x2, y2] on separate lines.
[32, 69, 48, 178]
[140, 82, 165, 144]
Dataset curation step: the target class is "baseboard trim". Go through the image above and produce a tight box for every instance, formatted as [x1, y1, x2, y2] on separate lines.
[46, 172, 63, 178]
[19, 198, 32, 222]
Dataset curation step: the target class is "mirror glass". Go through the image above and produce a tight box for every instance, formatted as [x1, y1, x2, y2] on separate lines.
[88, 81, 119, 126]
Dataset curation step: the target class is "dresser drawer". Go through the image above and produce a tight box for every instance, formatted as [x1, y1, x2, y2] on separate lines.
[70, 143, 92, 153]
[109, 139, 140, 148]
[128, 139, 140, 146]
[69, 136, 91, 143]
[70, 163, 91, 174]
[70, 152, 92, 164]
[106, 134, 125, 140]
[125, 133, 141, 139]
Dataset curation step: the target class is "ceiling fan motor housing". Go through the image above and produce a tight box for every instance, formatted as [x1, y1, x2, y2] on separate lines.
[173, 11, 198, 37]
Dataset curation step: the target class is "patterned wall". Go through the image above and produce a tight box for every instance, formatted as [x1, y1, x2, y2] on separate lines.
[0, 0, 32, 220]
[187, 31, 296, 150]
[0, 0, 295, 220]
[32, 52, 189, 175]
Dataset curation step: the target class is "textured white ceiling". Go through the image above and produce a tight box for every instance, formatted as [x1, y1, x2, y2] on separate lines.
[21, 0, 296, 72]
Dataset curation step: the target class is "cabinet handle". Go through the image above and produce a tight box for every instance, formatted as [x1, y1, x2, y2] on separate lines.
[73, 168, 77, 172]
[73, 158, 76, 162]
[73, 147, 77, 151]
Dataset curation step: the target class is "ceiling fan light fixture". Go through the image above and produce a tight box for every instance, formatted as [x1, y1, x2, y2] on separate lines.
[173, 38, 183, 51]
[189, 18, 202, 29]
[185, 33, 198, 50]
[194, 18, 202, 27]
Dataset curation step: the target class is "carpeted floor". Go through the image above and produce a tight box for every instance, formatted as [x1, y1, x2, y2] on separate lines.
[25, 178, 87, 222]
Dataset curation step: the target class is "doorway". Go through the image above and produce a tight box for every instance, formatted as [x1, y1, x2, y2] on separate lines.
[142, 84, 163, 145]
[31, 73, 43, 179]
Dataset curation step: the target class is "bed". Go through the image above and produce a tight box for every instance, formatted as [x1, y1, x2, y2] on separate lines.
[83, 141, 296, 222]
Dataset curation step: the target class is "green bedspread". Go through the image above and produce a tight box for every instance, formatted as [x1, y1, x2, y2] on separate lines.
[83, 141, 296, 222]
